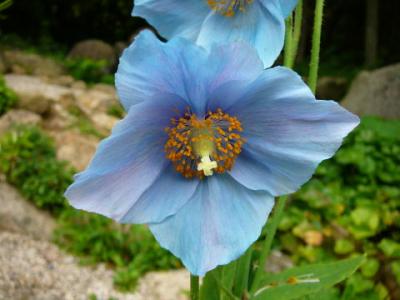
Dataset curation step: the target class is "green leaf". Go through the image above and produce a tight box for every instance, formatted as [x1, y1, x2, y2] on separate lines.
[233, 248, 252, 298]
[200, 269, 221, 300]
[251, 255, 365, 300]
[334, 239, 355, 255]
[221, 261, 237, 300]
[378, 239, 400, 258]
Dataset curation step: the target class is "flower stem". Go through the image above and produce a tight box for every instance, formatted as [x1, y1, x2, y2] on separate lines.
[283, 16, 294, 68]
[250, 196, 288, 293]
[308, 0, 325, 94]
[291, 0, 303, 66]
[190, 274, 200, 300]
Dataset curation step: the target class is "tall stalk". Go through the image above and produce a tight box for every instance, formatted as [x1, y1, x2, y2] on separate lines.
[308, 0, 325, 93]
[250, 197, 288, 293]
[191, 274, 199, 300]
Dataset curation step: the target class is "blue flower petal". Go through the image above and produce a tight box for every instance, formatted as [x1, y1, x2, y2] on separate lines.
[277, 0, 299, 17]
[133, 0, 209, 40]
[149, 174, 274, 276]
[196, 1, 285, 67]
[120, 164, 199, 224]
[117, 31, 264, 116]
[65, 95, 193, 223]
[227, 67, 360, 195]
[115, 30, 209, 112]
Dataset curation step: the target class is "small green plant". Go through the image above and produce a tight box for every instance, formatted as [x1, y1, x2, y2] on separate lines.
[0, 126, 73, 212]
[54, 209, 181, 291]
[65, 58, 114, 85]
[0, 75, 18, 116]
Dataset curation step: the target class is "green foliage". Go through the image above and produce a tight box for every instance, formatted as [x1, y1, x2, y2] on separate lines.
[275, 116, 400, 299]
[0, 0, 12, 12]
[252, 256, 365, 300]
[54, 209, 181, 291]
[65, 58, 114, 85]
[0, 75, 18, 116]
[0, 126, 73, 212]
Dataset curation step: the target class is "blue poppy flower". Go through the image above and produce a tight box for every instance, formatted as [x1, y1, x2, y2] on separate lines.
[133, 0, 298, 67]
[65, 30, 359, 276]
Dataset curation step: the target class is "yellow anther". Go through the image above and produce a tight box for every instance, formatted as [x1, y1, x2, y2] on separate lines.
[164, 108, 245, 179]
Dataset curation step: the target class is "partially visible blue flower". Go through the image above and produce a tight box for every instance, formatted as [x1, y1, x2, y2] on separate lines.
[65, 31, 359, 276]
[133, 0, 298, 67]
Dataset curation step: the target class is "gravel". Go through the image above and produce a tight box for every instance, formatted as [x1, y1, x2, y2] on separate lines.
[0, 232, 189, 300]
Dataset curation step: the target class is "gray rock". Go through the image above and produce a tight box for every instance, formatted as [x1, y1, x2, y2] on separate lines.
[342, 63, 400, 119]
[68, 39, 116, 66]
[0, 181, 55, 240]
[2, 50, 65, 77]
[317, 76, 348, 101]
[48, 130, 98, 171]
[0, 109, 42, 136]
[4, 75, 71, 115]
[0, 232, 189, 300]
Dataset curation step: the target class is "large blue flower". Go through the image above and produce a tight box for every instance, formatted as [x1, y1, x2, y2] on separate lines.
[65, 30, 359, 276]
[133, 0, 298, 67]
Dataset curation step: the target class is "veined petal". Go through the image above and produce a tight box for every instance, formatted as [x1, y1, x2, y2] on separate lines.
[120, 164, 199, 224]
[133, 0, 209, 40]
[115, 30, 209, 112]
[228, 67, 360, 195]
[150, 174, 274, 276]
[197, 1, 285, 67]
[65, 95, 192, 224]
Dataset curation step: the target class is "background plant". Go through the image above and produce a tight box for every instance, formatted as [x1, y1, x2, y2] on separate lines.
[0, 75, 18, 116]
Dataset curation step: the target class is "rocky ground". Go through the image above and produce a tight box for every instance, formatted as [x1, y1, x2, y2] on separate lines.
[0, 178, 189, 300]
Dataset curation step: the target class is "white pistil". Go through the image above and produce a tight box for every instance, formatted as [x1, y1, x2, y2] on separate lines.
[197, 155, 218, 176]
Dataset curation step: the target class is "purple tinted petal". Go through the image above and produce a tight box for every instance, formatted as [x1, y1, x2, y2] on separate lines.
[115, 30, 209, 112]
[120, 164, 199, 224]
[65, 95, 190, 223]
[228, 67, 360, 195]
[150, 174, 274, 275]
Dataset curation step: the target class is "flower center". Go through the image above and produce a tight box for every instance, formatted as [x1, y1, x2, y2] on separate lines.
[164, 108, 245, 179]
[207, 0, 254, 17]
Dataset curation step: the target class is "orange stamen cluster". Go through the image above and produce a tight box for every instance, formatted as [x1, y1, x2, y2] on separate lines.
[164, 108, 245, 179]
[207, 0, 254, 17]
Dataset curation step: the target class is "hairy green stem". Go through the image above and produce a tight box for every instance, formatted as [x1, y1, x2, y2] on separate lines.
[190, 274, 199, 300]
[283, 16, 294, 68]
[308, 0, 325, 93]
[250, 196, 288, 293]
[291, 0, 303, 67]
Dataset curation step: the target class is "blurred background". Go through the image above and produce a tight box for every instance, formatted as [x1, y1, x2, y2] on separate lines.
[0, 0, 399, 299]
